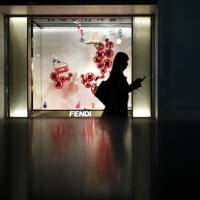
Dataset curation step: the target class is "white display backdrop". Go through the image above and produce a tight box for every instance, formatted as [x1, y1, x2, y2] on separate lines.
[32, 26, 132, 110]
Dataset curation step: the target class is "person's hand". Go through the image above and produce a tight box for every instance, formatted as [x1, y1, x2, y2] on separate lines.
[133, 77, 146, 89]
[136, 76, 146, 83]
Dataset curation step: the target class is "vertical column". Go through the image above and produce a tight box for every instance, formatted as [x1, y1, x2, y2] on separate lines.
[0, 13, 4, 119]
[133, 17, 151, 117]
[9, 17, 28, 117]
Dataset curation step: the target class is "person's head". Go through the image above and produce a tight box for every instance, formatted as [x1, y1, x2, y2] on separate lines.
[111, 52, 129, 74]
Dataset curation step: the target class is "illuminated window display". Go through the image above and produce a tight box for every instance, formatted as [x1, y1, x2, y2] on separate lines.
[32, 17, 132, 110]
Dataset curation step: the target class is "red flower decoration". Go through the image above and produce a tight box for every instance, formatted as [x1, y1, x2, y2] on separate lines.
[93, 56, 102, 64]
[60, 76, 67, 82]
[100, 68, 107, 74]
[97, 63, 104, 69]
[95, 42, 104, 51]
[54, 80, 63, 89]
[105, 49, 114, 58]
[86, 72, 94, 82]
[96, 50, 105, 60]
[50, 72, 59, 81]
[103, 59, 112, 68]
[105, 41, 114, 49]
[85, 82, 91, 88]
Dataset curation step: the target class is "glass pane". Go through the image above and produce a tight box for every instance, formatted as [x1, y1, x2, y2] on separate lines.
[32, 26, 42, 110]
[32, 17, 132, 110]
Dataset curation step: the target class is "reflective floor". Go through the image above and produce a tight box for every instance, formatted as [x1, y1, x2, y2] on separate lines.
[0, 118, 199, 200]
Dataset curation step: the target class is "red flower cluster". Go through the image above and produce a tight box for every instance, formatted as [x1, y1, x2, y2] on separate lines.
[80, 38, 114, 94]
[50, 60, 73, 89]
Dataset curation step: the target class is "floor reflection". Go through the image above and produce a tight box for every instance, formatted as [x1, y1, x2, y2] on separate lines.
[32, 118, 132, 199]
[3, 119, 199, 200]
[2, 118, 154, 200]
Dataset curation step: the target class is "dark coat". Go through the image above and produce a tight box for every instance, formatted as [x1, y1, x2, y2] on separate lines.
[102, 71, 141, 118]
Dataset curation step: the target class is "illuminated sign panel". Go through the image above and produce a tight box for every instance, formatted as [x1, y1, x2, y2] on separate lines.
[69, 111, 92, 117]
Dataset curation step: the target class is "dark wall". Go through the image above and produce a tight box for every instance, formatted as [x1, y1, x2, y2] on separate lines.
[158, 0, 200, 120]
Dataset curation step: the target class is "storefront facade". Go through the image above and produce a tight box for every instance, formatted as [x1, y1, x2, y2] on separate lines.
[0, 2, 157, 118]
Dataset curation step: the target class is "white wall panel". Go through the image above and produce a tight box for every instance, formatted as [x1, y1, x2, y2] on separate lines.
[0, 13, 4, 118]
[133, 17, 151, 117]
[9, 17, 28, 117]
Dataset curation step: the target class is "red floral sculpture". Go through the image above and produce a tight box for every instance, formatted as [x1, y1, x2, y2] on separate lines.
[50, 56, 73, 89]
[81, 38, 115, 95]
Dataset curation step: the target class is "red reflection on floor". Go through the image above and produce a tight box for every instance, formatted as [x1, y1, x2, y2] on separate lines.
[50, 119, 116, 181]
[51, 121, 73, 155]
[82, 119, 96, 145]
[96, 132, 116, 181]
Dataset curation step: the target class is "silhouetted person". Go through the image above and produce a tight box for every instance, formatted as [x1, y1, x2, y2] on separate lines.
[101, 52, 145, 118]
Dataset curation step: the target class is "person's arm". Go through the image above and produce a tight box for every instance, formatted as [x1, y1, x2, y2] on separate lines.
[127, 77, 146, 93]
